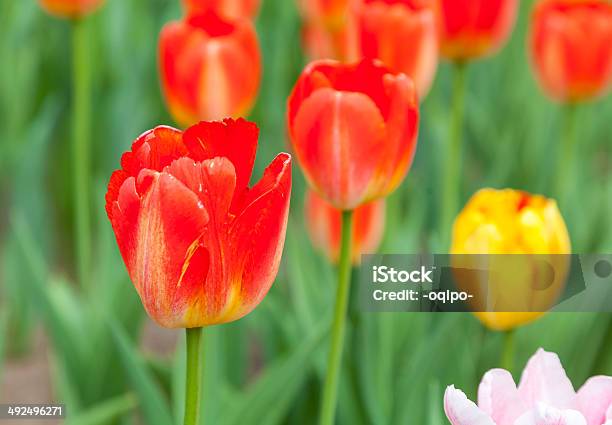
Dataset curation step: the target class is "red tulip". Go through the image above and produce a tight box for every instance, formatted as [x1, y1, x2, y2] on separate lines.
[358, 0, 439, 97]
[530, 0, 612, 103]
[287, 59, 419, 210]
[159, 10, 261, 128]
[184, 0, 260, 20]
[39, 0, 104, 18]
[436, 0, 518, 61]
[105, 118, 291, 328]
[305, 190, 385, 264]
[302, 18, 360, 62]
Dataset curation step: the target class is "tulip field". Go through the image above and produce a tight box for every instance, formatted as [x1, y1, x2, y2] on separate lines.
[0, 0, 611, 424]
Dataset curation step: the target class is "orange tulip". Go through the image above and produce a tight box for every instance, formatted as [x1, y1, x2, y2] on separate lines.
[105, 119, 292, 328]
[358, 0, 439, 97]
[305, 190, 385, 264]
[530, 0, 612, 103]
[299, 0, 352, 31]
[39, 0, 104, 18]
[436, 0, 518, 61]
[159, 10, 261, 128]
[302, 17, 360, 62]
[287, 59, 419, 210]
[183, 0, 260, 20]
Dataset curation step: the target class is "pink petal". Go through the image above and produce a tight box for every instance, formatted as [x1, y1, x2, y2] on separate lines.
[515, 403, 586, 425]
[478, 369, 528, 425]
[518, 348, 576, 410]
[576, 376, 612, 425]
[444, 385, 497, 425]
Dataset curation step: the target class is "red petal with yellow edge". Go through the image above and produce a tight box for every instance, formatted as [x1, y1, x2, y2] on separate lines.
[223, 153, 292, 323]
[110, 169, 210, 328]
[163, 157, 238, 325]
[106, 119, 291, 328]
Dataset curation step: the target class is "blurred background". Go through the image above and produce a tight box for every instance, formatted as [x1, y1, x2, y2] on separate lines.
[0, 0, 610, 424]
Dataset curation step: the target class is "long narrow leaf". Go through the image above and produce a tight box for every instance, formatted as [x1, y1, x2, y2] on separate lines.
[109, 319, 174, 425]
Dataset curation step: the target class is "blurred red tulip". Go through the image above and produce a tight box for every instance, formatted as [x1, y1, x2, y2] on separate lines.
[159, 10, 261, 128]
[358, 0, 438, 97]
[105, 118, 291, 328]
[287, 59, 419, 210]
[39, 0, 104, 18]
[530, 0, 612, 103]
[302, 18, 360, 62]
[305, 190, 385, 264]
[436, 0, 518, 61]
[184, 0, 260, 20]
[299, 0, 352, 31]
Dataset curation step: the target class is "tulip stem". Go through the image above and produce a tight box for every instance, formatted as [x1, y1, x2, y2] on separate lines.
[501, 329, 515, 373]
[184, 327, 203, 425]
[319, 210, 354, 425]
[555, 103, 578, 207]
[72, 18, 92, 289]
[441, 62, 467, 248]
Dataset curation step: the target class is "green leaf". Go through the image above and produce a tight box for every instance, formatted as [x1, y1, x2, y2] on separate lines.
[64, 393, 137, 425]
[222, 319, 328, 425]
[109, 319, 175, 425]
[0, 310, 6, 392]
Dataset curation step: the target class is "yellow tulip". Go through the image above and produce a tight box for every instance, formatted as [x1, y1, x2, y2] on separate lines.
[450, 188, 571, 331]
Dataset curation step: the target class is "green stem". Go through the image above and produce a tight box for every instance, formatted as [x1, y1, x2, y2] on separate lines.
[72, 19, 92, 289]
[319, 210, 354, 425]
[501, 329, 515, 373]
[555, 103, 578, 207]
[184, 327, 203, 425]
[441, 62, 467, 249]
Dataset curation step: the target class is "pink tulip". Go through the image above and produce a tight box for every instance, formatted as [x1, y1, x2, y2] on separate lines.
[444, 349, 612, 425]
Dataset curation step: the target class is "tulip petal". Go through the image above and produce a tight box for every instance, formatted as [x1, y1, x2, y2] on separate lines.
[518, 348, 576, 410]
[288, 59, 393, 129]
[478, 369, 528, 425]
[164, 156, 238, 325]
[159, 21, 207, 127]
[359, 1, 438, 97]
[444, 385, 496, 425]
[120, 126, 187, 176]
[159, 15, 261, 126]
[183, 118, 257, 198]
[514, 404, 586, 425]
[291, 87, 386, 209]
[377, 72, 419, 196]
[224, 153, 292, 322]
[576, 376, 612, 425]
[116, 170, 210, 328]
